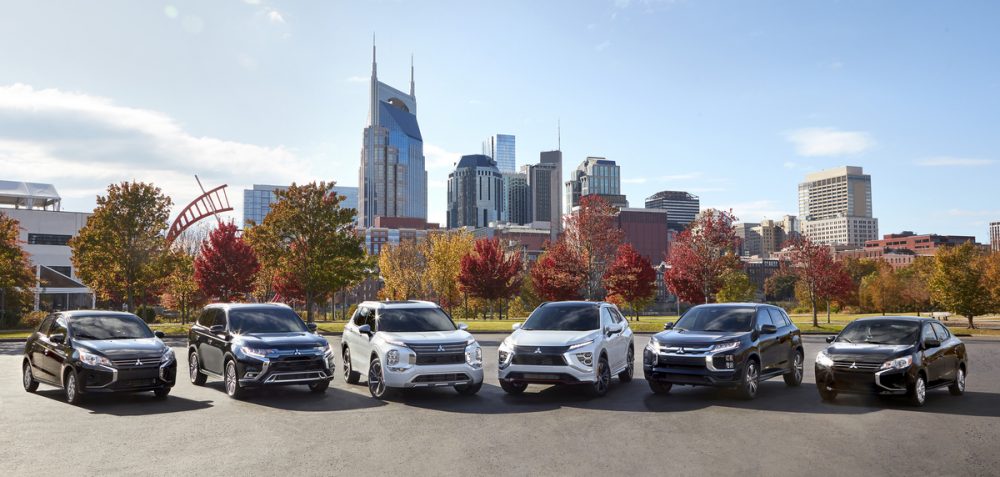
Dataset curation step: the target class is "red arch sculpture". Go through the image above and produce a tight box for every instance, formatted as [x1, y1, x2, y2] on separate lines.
[166, 184, 234, 244]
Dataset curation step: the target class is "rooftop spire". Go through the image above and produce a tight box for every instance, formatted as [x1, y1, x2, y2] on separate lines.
[409, 53, 415, 97]
[558, 118, 561, 151]
[371, 33, 377, 77]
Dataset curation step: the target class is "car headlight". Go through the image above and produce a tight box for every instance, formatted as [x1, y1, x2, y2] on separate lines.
[815, 350, 834, 367]
[645, 338, 661, 354]
[78, 350, 113, 368]
[160, 347, 175, 363]
[881, 355, 913, 371]
[568, 339, 594, 351]
[386, 349, 400, 366]
[466, 337, 476, 346]
[383, 338, 408, 348]
[240, 347, 277, 359]
[498, 339, 514, 369]
[710, 341, 740, 353]
[466, 345, 483, 368]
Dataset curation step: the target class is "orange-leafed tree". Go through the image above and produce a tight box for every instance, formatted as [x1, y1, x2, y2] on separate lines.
[458, 238, 523, 319]
[531, 239, 587, 302]
[563, 195, 624, 300]
[664, 209, 741, 305]
[194, 221, 260, 301]
[603, 243, 656, 320]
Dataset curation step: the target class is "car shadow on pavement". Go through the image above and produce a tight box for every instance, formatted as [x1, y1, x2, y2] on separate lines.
[33, 388, 214, 416]
[202, 381, 387, 412]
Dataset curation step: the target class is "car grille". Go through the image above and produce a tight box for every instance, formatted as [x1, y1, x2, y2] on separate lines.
[660, 345, 712, 355]
[660, 355, 707, 370]
[512, 354, 567, 366]
[412, 373, 470, 383]
[406, 342, 468, 354]
[514, 345, 569, 354]
[415, 354, 465, 365]
[111, 354, 162, 369]
[832, 359, 882, 371]
[270, 356, 326, 372]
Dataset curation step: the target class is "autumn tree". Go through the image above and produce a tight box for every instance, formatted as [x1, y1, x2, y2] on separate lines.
[458, 238, 523, 319]
[562, 195, 623, 300]
[194, 221, 260, 301]
[859, 262, 903, 315]
[0, 212, 35, 327]
[162, 251, 205, 324]
[664, 209, 741, 304]
[929, 243, 991, 328]
[531, 239, 587, 301]
[983, 252, 1000, 313]
[378, 239, 427, 301]
[898, 257, 935, 314]
[784, 237, 851, 327]
[842, 256, 879, 307]
[716, 269, 756, 303]
[602, 243, 656, 320]
[764, 271, 797, 301]
[70, 181, 172, 312]
[245, 181, 368, 322]
[424, 230, 474, 313]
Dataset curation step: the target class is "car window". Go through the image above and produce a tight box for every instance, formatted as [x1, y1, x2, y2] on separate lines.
[611, 308, 625, 324]
[756, 309, 774, 330]
[37, 315, 55, 334]
[71, 314, 154, 340]
[197, 309, 213, 327]
[921, 324, 937, 343]
[779, 309, 794, 327]
[351, 307, 366, 326]
[766, 308, 787, 328]
[674, 306, 754, 332]
[364, 308, 377, 330]
[931, 322, 950, 340]
[376, 308, 456, 332]
[600, 307, 614, 329]
[212, 309, 227, 328]
[48, 318, 68, 338]
[228, 308, 308, 334]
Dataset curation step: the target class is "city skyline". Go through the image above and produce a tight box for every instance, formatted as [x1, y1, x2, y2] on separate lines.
[0, 2, 997, 239]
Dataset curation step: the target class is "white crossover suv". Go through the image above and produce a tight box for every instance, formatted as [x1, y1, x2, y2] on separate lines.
[341, 301, 484, 399]
[498, 301, 634, 397]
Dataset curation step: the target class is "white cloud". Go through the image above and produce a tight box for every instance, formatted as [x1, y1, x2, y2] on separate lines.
[0, 83, 313, 223]
[595, 40, 611, 52]
[916, 156, 995, 167]
[267, 9, 285, 24]
[784, 127, 874, 157]
[424, 143, 462, 171]
[345, 75, 367, 83]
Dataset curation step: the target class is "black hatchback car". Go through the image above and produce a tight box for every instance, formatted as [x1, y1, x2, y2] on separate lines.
[643, 303, 804, 399]
[187, 303, 334, 399]
[22, 310, 177, 404]
[815, 317, 967, 406]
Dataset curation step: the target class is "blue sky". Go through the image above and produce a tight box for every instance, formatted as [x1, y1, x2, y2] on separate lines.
[0, 0, 997, 240]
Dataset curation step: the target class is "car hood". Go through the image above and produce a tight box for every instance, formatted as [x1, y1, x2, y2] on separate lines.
[653, 330, 750, 347]
[74, 338, 166, 358]
[823, 342, 915, 361]
[234, 332, 327, 350]
[379, 330, 473, 344]
[508, 329, 600, 347]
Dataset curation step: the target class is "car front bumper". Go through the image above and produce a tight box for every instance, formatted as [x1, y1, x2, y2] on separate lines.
[499, 361, 596, 385]
[236, 353, 335, 387]
[383, 362, 484, 389]
[815, 364, 911, 395]
[642, 349, 743, 387]
[77, 359, 177, 393]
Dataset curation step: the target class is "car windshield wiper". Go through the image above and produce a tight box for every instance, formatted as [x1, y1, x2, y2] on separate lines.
[73, 333, 103, 340]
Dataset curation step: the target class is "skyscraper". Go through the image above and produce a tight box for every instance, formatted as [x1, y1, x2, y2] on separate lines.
[243, 184, 358, 226]
[503, 172, 531, 225]
[990, 221, 1000, 253]
[798, 166, 878, 247]
[447, 155, 503, 228]
[645, 191, 700, 232]
[358, 42, 427, 228]
[527, 150, 563, 240]
[565, 157, 628, 211]
[482, 134, 516, 174]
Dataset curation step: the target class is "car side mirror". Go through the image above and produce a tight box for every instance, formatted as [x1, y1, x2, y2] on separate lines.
[511, 323, 522, 331]
[358, 324, 372, 336]
[924, 338, 941, 349]
[456, 323, 469, 331]
[209, 324, 226, 335]
[49, 334, 65, 344]
[664, 322, 674, 331]
[825, 336, 836, 343]
[306, 322, 318, 333]
[153, 330, 165, 339]
[761, 324, 778, 335]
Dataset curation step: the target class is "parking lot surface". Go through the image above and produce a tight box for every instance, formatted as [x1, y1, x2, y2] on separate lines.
[2, 334, 999, 476]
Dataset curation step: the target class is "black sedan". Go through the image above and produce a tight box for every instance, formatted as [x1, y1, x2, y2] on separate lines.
[22, 311, 177, 404]
[815, 317, 967, 406]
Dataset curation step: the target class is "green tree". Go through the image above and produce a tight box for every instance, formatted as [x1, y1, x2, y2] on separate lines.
[161, 251, 205, 324]
[859, 262, 903, 315]
[423, 230, 474, 313]
[378, 239, 427, 301]
[764, 272, 797, 301]
[70, 181, 172, 312]
[0, 212, 35, 327]
[716, 269, 756, 303]
[842, 256, 879, 307]
[929, 243, 991, 328]
[245, 181, 368, 322]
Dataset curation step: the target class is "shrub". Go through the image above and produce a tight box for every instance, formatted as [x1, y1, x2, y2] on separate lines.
[135, 306, 157, 323]
[19, 310, 48, 330]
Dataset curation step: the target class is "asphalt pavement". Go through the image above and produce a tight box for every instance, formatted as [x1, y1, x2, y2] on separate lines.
[2, 334, 999, 476]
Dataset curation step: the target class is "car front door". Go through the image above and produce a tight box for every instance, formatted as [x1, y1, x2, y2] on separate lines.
[766, 308, 791, 369]
[43, 317, 70, 382]
[609, 307, 629, 369]
[755, 309, 780, 372]
[352, 307, 376, 374]
[931, 322, 957, 383]
[920, 323, 945, 385]
[200, 309, 228, 375]
[599, 307, 622, 370]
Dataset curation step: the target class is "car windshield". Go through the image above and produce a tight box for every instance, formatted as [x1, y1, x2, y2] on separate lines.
[70, 315, 154, 340]
[837, 320, 920, 345]
[522, 304, 600, 331]
[229, 308, 308, 334]
[377, 308, 456, 332]
[674, 306, 755, 333]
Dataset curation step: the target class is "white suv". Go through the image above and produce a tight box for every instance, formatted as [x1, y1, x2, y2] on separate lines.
[498, 301, 634, 397]
[342, 301, 484, 399]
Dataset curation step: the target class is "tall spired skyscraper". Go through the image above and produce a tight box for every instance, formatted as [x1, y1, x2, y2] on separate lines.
[359, 41, 427, 227]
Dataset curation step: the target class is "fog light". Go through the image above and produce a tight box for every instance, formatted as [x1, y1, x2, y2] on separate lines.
[387, 349, 399, 367]
[576, 352, 593, 367]
[726, 355, 734, 369]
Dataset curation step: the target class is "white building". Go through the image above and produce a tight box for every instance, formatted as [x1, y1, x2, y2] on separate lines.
[0, 181, 93, 311]
[991, 221, 1000, 253]
[798, 166, 879, 247]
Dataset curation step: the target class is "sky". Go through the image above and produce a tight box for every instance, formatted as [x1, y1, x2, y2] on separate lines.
[0, 0, 997, 240]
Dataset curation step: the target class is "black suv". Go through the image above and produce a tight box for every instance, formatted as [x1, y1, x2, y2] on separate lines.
[187, 303, 334, 399]
[815, 317, 967, 406]
[643, 303, 803, 399]
[22, 310, 177, 404]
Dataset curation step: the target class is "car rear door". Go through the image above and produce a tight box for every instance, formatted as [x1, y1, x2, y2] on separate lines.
[29, 315, 55, 378]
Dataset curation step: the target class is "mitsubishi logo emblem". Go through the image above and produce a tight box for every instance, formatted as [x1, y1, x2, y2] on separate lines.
[294, 349, 301, 356]
[534, 348, 542, 354]
[135, 359, 142, 366]
[677, 347, 686, 354]
[437, 345, 445, 352]
[849, 362, 858, 369]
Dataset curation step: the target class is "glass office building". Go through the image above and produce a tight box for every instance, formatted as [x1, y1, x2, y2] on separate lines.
[565, 156, 628, 211]
[645, 190, 700, 232]
[482, 134, 516, 174]
[243, 184, 358, 226]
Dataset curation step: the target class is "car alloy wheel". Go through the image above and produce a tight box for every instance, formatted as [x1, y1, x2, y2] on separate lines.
[591, 358, 611, 397]
[225, 360, 244, 399]
[343, 347, 360, 384]
[619, 347, 634, 383]
[950, 368, 966, 396]
[742, 361, 759, 399]
[23, 362, 38, 392]
[784, 351, 803, 386]
[368, 358, 387, 399]
[65, 372, 80, 404]
[911, 375, 926, 406]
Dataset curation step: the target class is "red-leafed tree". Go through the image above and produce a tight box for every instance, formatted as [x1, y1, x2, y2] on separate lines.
[458, 238, 523, 319]
[194, 221, 260, 301]
[531, 239, 587, 301]
[563, 195, 624, 300]
[664, 209, 742, 304]
[785, 237, 852, 326]
[603, 243, 657, 321]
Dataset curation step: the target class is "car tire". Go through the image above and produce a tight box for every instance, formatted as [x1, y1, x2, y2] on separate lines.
[783, 349, 804, 387]
[153, 387, 171, 399]
[648, 380, 672, 395]
[499, 378, 527, 395]
[738, 359, 760, 400]
[618, 346, 634, 383]
[367, 356, 394, 400]
[907, 373, 927, 407]
[588, 356, 611, 397]
[189, 351, 207, 386]
[454, 381, 483, 396]
[309, 380, 330, 394]
[224, 359, 246, 400]
[64, 369, 82, 405]
[948, 367, 966, 396]
[22, 361, 38, 393]
[343, 347, 360, 385]
[817, 384, 837, 402]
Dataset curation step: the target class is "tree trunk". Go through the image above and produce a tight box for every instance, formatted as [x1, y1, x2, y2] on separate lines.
[826, 300, 831, 324]
[810, 287, 818, 328]
[967, 315, 975, 329]
[305, 291, 314, 323]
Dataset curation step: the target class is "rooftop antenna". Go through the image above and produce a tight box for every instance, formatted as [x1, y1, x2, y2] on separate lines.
[557, 119, 561, 151]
